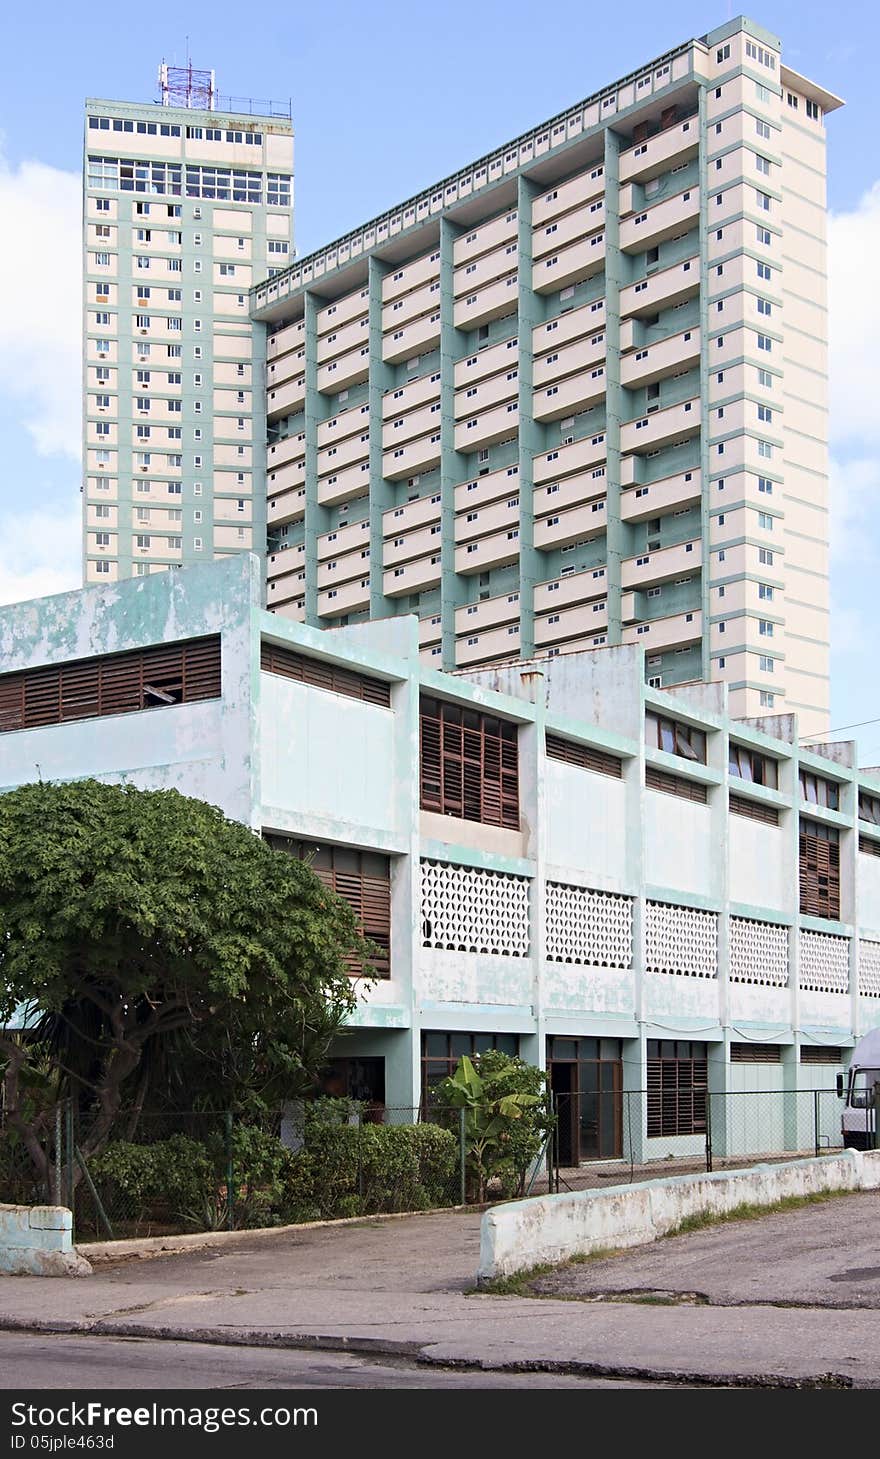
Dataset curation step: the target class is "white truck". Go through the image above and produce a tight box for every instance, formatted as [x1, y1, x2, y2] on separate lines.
[838, 1027, 880, 1149]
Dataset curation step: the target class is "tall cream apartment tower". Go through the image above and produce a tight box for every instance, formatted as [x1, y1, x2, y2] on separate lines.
[251, 17, 839, 734]
[82, 65, 293, 583]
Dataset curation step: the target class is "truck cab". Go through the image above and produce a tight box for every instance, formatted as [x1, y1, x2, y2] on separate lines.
[838, 1026, 880, 1150]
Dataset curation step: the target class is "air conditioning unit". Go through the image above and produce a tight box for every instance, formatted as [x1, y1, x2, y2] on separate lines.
[98, 352, 107, 359]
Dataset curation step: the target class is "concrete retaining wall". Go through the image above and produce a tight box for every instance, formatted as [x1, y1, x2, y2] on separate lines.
[0, 1204, 91, 1277]
[479, 1150, 880, 1281]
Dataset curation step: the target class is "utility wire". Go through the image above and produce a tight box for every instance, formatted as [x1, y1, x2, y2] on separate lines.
[798, 715, 880, 742]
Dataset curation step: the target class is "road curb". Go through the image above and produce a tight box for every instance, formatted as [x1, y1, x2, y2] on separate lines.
[0, 1314, 864, 1388]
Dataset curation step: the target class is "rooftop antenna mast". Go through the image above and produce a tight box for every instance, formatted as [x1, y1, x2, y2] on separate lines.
[158, 53, 216, 109]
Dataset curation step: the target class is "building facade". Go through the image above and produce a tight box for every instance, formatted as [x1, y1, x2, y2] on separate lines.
[82, 76, 294, 584]
[2, 557, 878, 1161]
[251, 17, 840, 736]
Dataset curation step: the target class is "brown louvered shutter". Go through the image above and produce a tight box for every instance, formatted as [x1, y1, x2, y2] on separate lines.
[99, 651, 143, 717]
[799, 820, 840, 919]
[260, 639, 390, 706]
[729, 794, 779, 825]
[730, 1042, 781, 1062]
[23, 665, 63, 728]
[859, 834, 880, 859]
[0, 673, 25, 733]
[419, 696, 519, 829]
[646, 765, 707, 803]
[182, 637, 221, 701]
[647, 1045, 707, 1136]
[545, 733, 622, 778]
[59, 659, 100, 722]
[801, 1045, 843, 1065]
[0, 635, 221, 734]
[419, 700, 443, 812]
[289, 844, 391, 979]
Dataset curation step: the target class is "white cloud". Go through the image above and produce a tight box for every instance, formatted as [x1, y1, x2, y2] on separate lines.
[829, 453, 880, 564]
[0, 151, 80, 459]
[0, 500, 81, 608]
[829, 182, 880, 446]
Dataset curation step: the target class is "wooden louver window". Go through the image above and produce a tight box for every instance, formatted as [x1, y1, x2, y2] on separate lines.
[799, 819, 840, 920]
[545, 733, 622, 778]
[645, 765, 707, 803]
[729, 793, 779, 825]
[420, 695, 519, 829]
[730, 1042, 781, 1062]
[801, 1045, 843, 1065]
[646, 1041, 708, 1137]
[265, 836, 391, 978]
[0, 635, 220, 734]
[260, 640, 391, 708]
[859, 833, 880, 859]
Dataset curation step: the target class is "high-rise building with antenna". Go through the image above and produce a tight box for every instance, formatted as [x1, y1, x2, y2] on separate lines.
[82, 68, 294, 583]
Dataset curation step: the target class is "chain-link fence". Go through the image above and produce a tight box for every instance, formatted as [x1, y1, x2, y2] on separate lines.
[3, 1086, 875, 1240]
[1, 1104, 469, 1242]
[537, 1086, 869, 1195]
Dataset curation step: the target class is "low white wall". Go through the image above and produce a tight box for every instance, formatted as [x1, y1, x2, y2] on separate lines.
[0, 1204, 91, 1277]
[478, 1150, 880, 1280]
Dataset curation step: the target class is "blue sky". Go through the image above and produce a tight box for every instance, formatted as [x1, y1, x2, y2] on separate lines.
[0, 2, 878, 752]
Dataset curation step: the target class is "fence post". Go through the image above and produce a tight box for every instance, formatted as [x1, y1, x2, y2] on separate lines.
[705, 1092, 713, 1173]
[65, 1099, 75, 1216]
[813, 1089, 821, 1157]
[459, 1108, 466, 1206]
[874, 1083, 880, 1153]
[225, 1111, 235, 1231]
[54, 1104, 62, 1207]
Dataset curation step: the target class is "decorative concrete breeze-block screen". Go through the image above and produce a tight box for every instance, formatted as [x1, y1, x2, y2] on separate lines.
[645, 899, 718, 978]
[420, 859, 530, 957]
[858, 940, 880, 998]
[545, 883, 633, 968]
[799, 929, 850, 993]
[729, 916, 789, 987]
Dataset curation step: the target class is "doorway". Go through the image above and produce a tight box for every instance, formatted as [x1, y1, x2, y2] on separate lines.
[547, 1037, 623, 1163]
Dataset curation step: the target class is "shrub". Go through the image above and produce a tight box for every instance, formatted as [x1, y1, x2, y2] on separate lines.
[87, 1113, 461, 1231]
[91, 1135, 215, 1224]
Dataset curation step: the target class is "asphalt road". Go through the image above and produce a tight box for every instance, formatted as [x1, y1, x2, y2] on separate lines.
[0, 1332, 685, 1389]
[3, 1196, 880, 1387]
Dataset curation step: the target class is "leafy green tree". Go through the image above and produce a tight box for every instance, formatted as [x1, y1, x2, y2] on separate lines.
[433, 1051, 553, 1202]
[0, 779, 373, 1189]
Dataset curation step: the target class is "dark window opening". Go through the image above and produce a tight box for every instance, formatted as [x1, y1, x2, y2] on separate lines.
[645, 710, 706, 763]
[421, 1031, 518, 1109]
[729, 743, 778, 788]
[799, 768, 839, 810]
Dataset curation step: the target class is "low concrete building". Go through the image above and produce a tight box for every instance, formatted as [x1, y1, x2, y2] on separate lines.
[1, 555, 878, 1162]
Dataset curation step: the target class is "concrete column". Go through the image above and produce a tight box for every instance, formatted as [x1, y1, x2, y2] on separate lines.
[439, 217, 467, 671]
[516, 175, 542, 661]
[603, 127, 625, 648]
[367, 255, 396, 621]
[302, 290, 328, 625]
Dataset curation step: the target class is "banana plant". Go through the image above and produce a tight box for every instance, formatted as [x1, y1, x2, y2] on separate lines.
[442, 1055, 540, 1203]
